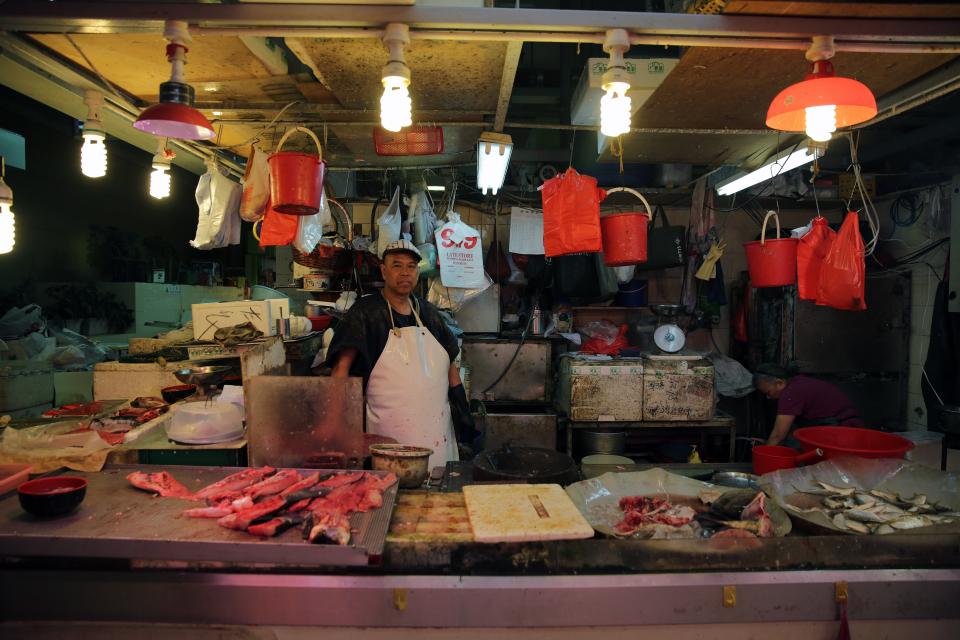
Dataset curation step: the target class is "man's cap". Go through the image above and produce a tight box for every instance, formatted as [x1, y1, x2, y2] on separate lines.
[381, 239, 422, 261]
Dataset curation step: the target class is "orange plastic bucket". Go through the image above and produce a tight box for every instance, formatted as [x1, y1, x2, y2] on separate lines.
[268, 126, 325, 216]
[601, 187, 652, 266]
[744, 211, 798, 287]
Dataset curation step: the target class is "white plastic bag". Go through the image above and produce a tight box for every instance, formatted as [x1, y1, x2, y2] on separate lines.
[614, 265, 636, 284]
[435, 211, 484, 289]
[294, 190, 329, 254]
[376, 187, 402, 258]
[239, 145, 270, 222]
[427, 274, 493, 313]
[191, 164, 242, 250]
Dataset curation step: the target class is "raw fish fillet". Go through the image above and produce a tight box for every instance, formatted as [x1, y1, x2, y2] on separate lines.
[193, 467, 275, 501]
[127, 471, 195, 499]
[280, 472, 323, 497]
[183, 500, 234, 518]
[711, 528, 758, 539]
[248, 513, 305, 537]
[217, 495, 286, 531]
[243, 469, 301, 499]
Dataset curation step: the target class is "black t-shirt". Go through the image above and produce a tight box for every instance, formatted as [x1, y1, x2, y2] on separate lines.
[323, 293, 459, 384]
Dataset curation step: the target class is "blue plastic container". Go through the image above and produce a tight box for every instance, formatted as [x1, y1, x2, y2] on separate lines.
[615, 278, 648, 307]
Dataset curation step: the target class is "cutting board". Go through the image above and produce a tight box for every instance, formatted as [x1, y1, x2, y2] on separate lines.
[463, 484, 595, 543]
[387, 491, 474, 543]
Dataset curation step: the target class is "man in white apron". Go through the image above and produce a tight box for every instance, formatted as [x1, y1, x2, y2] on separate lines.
[325, 240, 475, 470]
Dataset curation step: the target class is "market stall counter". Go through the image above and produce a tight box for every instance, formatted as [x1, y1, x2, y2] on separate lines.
[1, 464, 959, 631]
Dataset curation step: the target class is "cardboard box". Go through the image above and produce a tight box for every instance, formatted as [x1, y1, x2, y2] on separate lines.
[190, 300, 289, 341]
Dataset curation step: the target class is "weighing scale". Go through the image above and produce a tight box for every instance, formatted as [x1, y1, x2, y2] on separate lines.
[651, 304, 686, 353]
[165, 365, 244, 444]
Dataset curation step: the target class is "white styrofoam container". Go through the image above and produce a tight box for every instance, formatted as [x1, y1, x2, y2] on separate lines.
[93, 362, 182, 401]
[190, 299, 289, 341]
[570, 57, 679, 127]
[555, 358, 644, 422]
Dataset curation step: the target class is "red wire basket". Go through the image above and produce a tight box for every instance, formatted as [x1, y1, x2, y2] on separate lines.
[373, 126, 444, 156]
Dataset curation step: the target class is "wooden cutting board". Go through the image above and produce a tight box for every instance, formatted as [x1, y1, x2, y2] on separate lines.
[387, 491, 474, 543]
[463, 484, 595, 543]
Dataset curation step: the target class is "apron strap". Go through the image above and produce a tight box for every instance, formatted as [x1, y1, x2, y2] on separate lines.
[383, 292, 424, 332]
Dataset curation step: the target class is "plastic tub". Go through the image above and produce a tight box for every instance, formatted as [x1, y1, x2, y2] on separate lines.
[615, 278, 648, 307]
[794, 426, 913, 460]
[899, 430, 944, 469]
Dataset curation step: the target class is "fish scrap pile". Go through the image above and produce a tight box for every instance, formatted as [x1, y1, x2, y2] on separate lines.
[127, 466, 397, 545]
[60, 397, 169, 446]
[612, 491, 776, 540]
[786, 481, 958, 535]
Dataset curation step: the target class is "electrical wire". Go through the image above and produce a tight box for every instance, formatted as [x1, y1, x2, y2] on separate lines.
[704, 139, 804, 215]
[844, 132, 881, 256]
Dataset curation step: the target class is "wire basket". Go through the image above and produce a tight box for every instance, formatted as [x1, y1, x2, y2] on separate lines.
[373, 126, 444, 156]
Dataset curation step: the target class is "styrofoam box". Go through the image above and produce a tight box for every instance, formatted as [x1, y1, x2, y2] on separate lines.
[190, 299, 290, 341]
[570, 57, 679, 126]
[93, 362, 182, 401]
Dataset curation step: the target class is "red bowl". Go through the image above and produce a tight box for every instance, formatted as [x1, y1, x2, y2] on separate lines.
[18, 476, 88, 516]
[310, 316, 333, 332]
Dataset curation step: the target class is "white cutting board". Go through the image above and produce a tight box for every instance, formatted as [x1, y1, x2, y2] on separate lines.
[463, 484, 595, 543]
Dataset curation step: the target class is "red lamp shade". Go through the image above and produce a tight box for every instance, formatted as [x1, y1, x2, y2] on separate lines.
[134, 102, 214, 141]
[766, 60, 877, 132]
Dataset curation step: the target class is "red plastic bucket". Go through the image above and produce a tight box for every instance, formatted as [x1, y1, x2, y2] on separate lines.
[752, 444, 822, 474]
[794, 426, 914, 460]
[744, 211, 798, 287]
[268, 126, 326, 216]
[601, 187, 652, 266]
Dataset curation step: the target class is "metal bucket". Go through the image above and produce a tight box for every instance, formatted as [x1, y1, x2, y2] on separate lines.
[577, 430, 627, 456]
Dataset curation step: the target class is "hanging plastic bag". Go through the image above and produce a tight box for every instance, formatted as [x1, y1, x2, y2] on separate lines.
[427, 274, 493, 313]
[417, 242, 439, 277]
[293, 188, 331, 254]
[191, 162, 242, 250]
[816, 211, 866, 311]
[581, 324, 629, 356]
[376, 187, 402, 258]
[614, 265, 636, 285]
[539, 167, 606, 257]
[435, 211, 485, 289]
[797, 216, 836, 301]
[239, 145, 270, 222]
[259, 197, 300, 247]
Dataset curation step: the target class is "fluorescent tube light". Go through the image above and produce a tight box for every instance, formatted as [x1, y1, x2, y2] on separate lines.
[426, 185, 445, 192]
[477, 132, 513, 195]
[715, 146, 823, 196]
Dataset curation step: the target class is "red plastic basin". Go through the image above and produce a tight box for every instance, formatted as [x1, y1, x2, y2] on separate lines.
[794, 426, 913, 460]
[752, 445, 801, 475]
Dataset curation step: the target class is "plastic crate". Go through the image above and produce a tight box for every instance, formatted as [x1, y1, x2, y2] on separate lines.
[373, 126, 444, 156]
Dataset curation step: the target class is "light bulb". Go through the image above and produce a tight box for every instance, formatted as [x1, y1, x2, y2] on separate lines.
[150, 165, 171, 199]
[805, 104, 836, 142]
[0, 202, 14, 255]
[600, 81, 632, 138]
[380, 76, 412, 133]
[81, 131, 108, 178]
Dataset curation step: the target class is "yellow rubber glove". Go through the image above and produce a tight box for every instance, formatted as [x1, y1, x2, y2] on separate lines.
[694, 241, 726, 281]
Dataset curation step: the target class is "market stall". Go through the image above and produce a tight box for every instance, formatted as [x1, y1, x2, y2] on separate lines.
[1, 0, 960, 636]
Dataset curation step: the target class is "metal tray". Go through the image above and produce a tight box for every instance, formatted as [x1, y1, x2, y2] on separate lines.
[0, 464, 397, 567]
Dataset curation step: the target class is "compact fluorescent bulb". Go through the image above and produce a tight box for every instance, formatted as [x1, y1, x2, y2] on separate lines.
[0, 175, 13, 254]
[150, 164, 171, 199]
[715, 146, 823, 197]
[81, 131, 108, 178]
[477, 132, 513, 196]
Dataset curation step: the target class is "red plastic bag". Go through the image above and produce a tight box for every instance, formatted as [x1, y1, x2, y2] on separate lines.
[258, 197, 300, 247]
[540, 167, 606, 257]
[797, 216, 836, 301]
[581, 324, 629, 356]
[816, 211, 866, 311]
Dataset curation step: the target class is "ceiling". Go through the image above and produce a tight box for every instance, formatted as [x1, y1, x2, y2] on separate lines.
[1, 0, 959, 187]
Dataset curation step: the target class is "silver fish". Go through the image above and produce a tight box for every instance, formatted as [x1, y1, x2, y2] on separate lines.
[825, 496, 856, 510]
[875, 524, 895, 535]
[818, 482, 856, 497]
[890, 515, 930, 530]
[845, 509, 890, 524]
[845, 519, 870, 534]
[870, 489, 900, 503]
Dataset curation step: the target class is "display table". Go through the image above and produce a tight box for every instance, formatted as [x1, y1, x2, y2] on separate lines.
[566, 414, 737, 461]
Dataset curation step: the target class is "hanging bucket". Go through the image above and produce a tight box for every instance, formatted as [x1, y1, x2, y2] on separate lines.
[743, 210, 798, 287]
[600, 187, 653, 266]
[268, 126, 325, 216]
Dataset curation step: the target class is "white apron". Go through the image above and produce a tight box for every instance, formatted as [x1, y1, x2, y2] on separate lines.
[365, 296, 459, 470]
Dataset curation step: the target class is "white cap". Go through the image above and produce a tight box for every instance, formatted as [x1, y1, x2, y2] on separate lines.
[381, 239, 422, 261]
